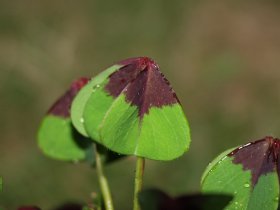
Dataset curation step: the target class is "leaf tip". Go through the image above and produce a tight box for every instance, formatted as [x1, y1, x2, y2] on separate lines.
[47, 77, 89, 117]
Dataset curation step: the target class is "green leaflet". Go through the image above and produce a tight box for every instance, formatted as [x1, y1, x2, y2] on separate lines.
[38, 76, 124, 164]
[201, 150, 279, 210]
[37, 115, 123, 164]
[73, 57, 191, 160]
[83, 90, 190, 160]
[71, 64, 122, 136]
[201, 148, 235, 184]
[38, 115, 92, 161]
[82, 81, 114, 141]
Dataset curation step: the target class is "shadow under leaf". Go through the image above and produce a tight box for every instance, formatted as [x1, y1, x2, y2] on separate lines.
[139, 189, 233, 210]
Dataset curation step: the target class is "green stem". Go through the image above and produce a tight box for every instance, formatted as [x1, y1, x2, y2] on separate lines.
[133, 156, 145, 210]
[95, 145, 114, 210]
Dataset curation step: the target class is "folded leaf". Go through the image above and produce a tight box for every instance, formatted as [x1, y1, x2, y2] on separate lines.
[71, 65, 122, 136]
[201, 136, 280, 210]
[38, 78, 92, 161]
[38, 77, 123, 165]
[82, 57, 190, 160]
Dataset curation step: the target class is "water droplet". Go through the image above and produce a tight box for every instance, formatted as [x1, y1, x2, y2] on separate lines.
[92, 84, 101, 92]
[274, 197, 279, 202]
[208, 169, 214, 174]
[80, 118, 84, 123]
[221, 156, 227, 161]
[244, 183, 250, 188]
[233, 201, 239, 209]
[233, 191, 237, 195]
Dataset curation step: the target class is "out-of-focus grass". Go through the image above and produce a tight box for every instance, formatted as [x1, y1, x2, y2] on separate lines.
[1, 1, 280, 209]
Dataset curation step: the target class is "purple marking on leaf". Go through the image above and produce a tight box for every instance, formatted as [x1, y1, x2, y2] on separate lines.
[105, 57, 179, 118]
[48, 77, 89, 118]
[228, 136, 280, 187]
[105, 60, 142, 97]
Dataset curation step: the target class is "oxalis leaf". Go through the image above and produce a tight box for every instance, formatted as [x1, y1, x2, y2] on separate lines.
[71, 64, 122, 137]
[38, 77, 92, 161]
[201, 136, 280, 210]
[38, 78, 122, 164]
[78, 57, 190, 160]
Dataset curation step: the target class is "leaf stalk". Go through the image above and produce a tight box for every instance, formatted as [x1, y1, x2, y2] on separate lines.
[95, 145, 114, 210]
[133, 156, 145, 210]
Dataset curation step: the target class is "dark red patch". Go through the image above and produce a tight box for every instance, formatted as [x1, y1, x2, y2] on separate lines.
[104, 60, 141, 97]
[105, 57, 179, 118]
[53, 203, 83, 210]
[228, 136, 280, 187]
[48, 77, 89, 117]
[18, 207, 41, 210]
[139, 189, 232, 210]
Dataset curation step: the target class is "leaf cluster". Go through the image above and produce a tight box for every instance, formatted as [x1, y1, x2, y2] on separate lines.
[18, 57, 280, 209]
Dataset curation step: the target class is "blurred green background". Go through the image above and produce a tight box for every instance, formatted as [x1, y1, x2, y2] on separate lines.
[1, 0, 280, 209]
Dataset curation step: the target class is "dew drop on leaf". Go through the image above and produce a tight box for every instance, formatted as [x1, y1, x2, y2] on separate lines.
[233, 201, 240, 210]
[243, 183, 250, 188]
[92, 84, 100, 92]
